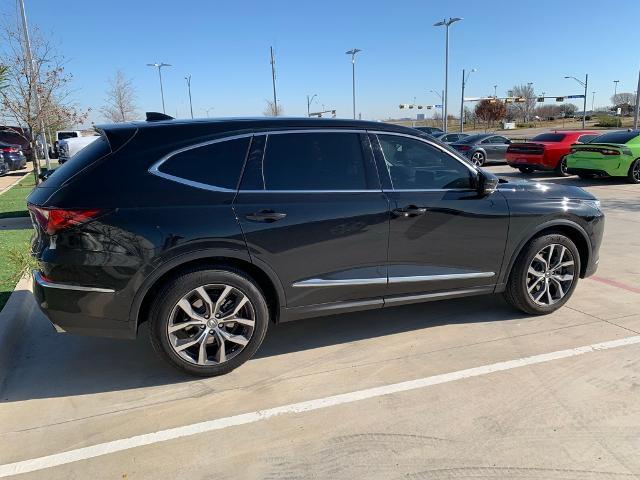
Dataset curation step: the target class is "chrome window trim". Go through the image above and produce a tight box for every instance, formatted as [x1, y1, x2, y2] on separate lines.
[292, 271, 494, 288]
[34, 271, 116, 293]
[239, 189, 378, 194]
[148, 133, 254, 193]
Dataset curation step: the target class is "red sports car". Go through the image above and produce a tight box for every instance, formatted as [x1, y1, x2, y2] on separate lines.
[506, 131, 600, 176]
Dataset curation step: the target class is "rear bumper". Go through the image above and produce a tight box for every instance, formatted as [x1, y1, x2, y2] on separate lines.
[32, 271, 136, 339]
[566, 167, 610, 177]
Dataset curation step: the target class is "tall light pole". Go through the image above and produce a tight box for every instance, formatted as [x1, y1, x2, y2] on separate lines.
[564, 74, 588, 128]
[306, 94, 318, 117]
[613, 79, 620, 101]
[270, 47, 278, 116]
[434, 17, 462, 133]
[591, 91, 596, 112]
[345, 48, 362, 119]
[19, 0, 50, 173]
[184, 75, 193, 119]
[147, 62, 171, 114]
[460, 68, 476, 132]
[493, 84, 498, 98]
[205, 107, 215, 117]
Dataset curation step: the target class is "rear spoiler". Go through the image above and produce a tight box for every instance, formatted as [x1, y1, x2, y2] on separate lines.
[95, 126, 138, 153]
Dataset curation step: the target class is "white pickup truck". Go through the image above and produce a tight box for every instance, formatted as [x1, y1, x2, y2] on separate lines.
[58, 135, 100, 164]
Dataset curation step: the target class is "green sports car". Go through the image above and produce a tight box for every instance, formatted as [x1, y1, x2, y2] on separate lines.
[566, 130, 640, 183]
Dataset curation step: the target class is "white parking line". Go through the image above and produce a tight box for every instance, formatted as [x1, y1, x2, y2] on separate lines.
[1, 334, 639, 478]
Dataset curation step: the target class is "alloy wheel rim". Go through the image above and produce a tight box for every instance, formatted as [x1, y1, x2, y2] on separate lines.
[526, 244, 576, 306]
[167, 284, 255, 366]
[560, 157, 568, 174]
[633, 162, 640, 181]
[472, 152, 484, 166]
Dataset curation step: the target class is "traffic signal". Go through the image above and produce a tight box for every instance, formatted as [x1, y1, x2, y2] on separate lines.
[515, 97, 526, 103]
[537, 97, 545, 102]
[556, 97, 565, 102]
[504, 98, 513, 103]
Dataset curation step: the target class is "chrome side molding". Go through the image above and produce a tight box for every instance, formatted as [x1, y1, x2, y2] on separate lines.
[33, 271, 116, 293]
[293, 271, 495, 288]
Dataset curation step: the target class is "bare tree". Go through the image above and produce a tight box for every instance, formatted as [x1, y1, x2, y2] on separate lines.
[101, 70, 138, 122]
[475, 99, 506, 128]
[611, 92, 636, 115]
[0, 24, 88, 175]
[0, 64, 7, 90]
[509, 84, 536, 122]
[263, 99, 283, 117]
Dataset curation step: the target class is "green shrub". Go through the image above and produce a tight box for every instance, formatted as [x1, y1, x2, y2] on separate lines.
[595, 116, 621, 127]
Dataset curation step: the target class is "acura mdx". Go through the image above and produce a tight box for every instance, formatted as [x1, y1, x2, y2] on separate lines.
[28, 115, 604, 376]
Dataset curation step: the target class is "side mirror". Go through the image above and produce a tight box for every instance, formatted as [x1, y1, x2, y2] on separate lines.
[476, 170, 499, 196]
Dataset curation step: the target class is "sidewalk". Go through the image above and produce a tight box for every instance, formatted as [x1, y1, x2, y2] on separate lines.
[0, 166, 33, 195]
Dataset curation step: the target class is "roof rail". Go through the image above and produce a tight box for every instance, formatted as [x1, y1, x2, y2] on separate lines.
[146, 112, 174, 122]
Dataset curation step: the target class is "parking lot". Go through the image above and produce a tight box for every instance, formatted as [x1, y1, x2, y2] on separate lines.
[0, 164, 639, 479]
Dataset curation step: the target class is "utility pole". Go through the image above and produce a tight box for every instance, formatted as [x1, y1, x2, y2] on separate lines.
[270, 47, 278, 116]
[306, 94, 318, 117]
[634, 70, 640, 129]
[19, 0, 50, 174]
[460, 69, 475, 133]
[493, 85, 498, 98]
[185, 75, 193, 119]
[591, 91, 596, 112]
[146, 63, 171, 114]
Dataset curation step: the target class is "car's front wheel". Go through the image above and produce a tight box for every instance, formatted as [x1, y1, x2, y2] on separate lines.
[471, 151, 485, 167]
[628, 159, 640, 184]
[149, 267, 269, 377]
[504, 234, 581, 315]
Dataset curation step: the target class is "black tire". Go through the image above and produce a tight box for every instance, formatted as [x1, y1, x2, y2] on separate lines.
[556, 156, 570, 177]
[149, 267, 269, 377]
[471, 151, 485, 167]
[504, 233, 581, 315]
[578, 173, 595, 179]
[518, 167, 535, 174]
[627, 158, 640, 184]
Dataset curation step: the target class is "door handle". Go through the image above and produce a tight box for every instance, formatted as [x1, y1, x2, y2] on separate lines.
[245, 209, 287, 223]
[392, 205, 428, 217]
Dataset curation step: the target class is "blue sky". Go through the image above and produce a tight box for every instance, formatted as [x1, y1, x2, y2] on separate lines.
[5, 0, 640, 124]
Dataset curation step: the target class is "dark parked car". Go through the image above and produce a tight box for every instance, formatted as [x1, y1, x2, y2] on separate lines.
[451, 133, 512, 166]
[0, 127, 32, 160]
[432, 132, 469, 143]
[412, 126, 444, 135]
[0, 141, 27, 171]
[28, 115, 604, 377]
[0, 156, 8, 176]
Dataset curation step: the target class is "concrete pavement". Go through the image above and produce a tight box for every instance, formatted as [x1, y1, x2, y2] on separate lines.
[0, 165, 638, 479]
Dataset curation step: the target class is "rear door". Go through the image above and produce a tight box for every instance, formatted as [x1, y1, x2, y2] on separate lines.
[234, 130, 390, 309]
[489, 135, 511, 160]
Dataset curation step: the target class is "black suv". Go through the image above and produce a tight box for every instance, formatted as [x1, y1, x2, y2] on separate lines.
[28, 116, 604, 376]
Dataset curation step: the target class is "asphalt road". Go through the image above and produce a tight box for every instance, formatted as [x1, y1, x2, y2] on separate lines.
[0, 164, 639, 479]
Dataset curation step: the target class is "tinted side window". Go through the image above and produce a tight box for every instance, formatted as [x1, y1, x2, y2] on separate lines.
[42, 136, 111, 189]
[378, 135, 472, 190]
[159, 137, 250, 190]
[263, 132, 368, 190]
[577, 134, 598, 143]
[481, 137, 493, 144]
[491, 136, 509, 144]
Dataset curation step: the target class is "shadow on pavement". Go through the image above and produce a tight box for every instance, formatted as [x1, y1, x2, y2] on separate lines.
[1, 293, 526, 403]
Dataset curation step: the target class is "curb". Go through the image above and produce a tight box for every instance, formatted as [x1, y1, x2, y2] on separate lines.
[0, 274, 37, 388]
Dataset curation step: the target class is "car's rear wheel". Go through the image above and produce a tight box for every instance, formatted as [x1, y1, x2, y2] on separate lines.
[471, 151, 485, 167]
[149, 267, 269, 377]
[556, 156, 570, 177]
[628, 159, 640, 184]
[504, 234, 581, 315]
[518, 166, 535, 174]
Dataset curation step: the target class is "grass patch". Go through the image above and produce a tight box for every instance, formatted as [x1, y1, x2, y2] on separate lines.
[0, 174, 36, 219]
[0, 229, 35, 312]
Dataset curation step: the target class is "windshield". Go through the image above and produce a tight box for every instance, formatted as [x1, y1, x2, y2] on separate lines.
[588, 131, 640, 144]
[531, 133, 566, 142]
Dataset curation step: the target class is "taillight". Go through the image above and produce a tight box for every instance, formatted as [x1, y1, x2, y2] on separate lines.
[600, 149, 620, 156]
[457, 145, 471, 151]
[28, 205, 102, 235]
[1, 147, 19, 153]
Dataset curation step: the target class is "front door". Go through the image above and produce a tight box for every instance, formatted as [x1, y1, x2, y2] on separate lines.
[234, 131, 390, 309]
[372, 133, 510, 300]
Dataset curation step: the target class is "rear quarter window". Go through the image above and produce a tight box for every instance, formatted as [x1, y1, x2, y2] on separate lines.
[157, 136, 251, 190]
[41, 136, 111, 188]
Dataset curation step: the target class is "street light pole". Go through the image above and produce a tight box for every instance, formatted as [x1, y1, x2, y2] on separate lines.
[434, 18, 462, 133]
[591, 91, 596, 112]
[185, 75, 193, 119]
[564, 74, 588, 128]
[460, 68, 476, 132]
[345, 49, 362, 119]
[270, 46, 278, 116]
[147, 63, 171, 114]
[613, 80, 619, 100]
[306, 94, 318, 117]
[493, 85, 498, 98]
